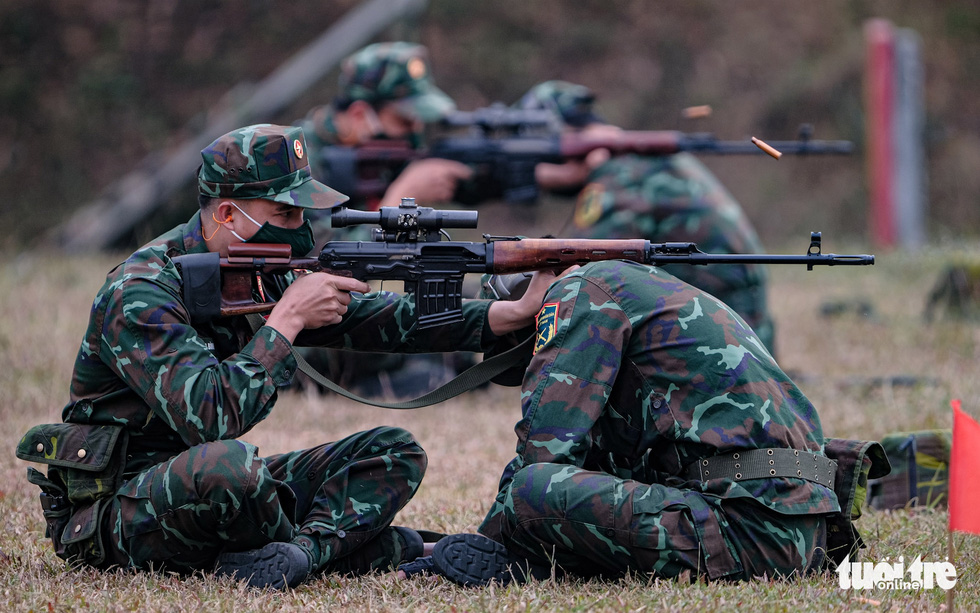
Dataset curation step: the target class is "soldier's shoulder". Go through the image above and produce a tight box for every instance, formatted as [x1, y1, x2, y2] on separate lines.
[573, 260, 667, 295]
[101, 234, 184, 304]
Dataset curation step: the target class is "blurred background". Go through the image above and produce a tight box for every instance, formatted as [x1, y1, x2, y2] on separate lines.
[1, 0, 976, 251]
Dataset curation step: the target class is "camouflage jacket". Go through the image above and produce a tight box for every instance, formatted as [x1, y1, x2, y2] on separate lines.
[488, 260, 838, 520]
[570, 152, 767, 300]
[63, 211, 494, 476]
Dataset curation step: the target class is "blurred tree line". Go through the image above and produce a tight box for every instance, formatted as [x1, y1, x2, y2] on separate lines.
[1, 0, 978, 251]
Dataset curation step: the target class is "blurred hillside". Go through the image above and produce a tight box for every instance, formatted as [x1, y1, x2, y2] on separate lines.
[1, 0, 978, 251]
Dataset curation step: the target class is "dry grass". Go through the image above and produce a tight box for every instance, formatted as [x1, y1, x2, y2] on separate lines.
[1, 244, 978, 612]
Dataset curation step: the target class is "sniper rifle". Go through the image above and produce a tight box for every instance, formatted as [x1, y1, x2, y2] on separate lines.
[316, 112, 854, 204]
[175, 199, 874, 330]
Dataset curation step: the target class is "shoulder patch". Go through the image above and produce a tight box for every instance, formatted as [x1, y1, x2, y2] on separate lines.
[534, 302, 560, 354]
[573, 182, 605, 229]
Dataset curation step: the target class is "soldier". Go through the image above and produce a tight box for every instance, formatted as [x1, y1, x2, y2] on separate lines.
[17, 124, 553, 590]
[297, 41, 472, 227]
[295, 41, 475, 398]
[515, 80, 776, 353]
[400, 261, 880, 586]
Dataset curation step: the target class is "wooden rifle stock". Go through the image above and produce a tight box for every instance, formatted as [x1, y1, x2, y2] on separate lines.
[488, 238, 651, 273]
[215, 244, 320, 318]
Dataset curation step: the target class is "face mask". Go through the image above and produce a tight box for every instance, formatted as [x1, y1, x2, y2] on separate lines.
[368, 105, 424, 149]
[228, 203, 316, 257]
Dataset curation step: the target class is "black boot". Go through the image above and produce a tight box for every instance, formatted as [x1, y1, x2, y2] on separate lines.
[329, 526, 424, 575]
[431, 533, 551, 587]
[215, 541, 313, 590]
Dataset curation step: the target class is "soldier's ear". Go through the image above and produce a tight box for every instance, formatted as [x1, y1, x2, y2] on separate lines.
[215, 201, 236, 223]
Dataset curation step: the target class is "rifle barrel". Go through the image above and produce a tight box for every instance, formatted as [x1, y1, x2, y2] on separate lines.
[487, 237, 874, 274]
[560, 132, 855, 157]
[696, 140, 856, 155]
[648, 253, 874, 265]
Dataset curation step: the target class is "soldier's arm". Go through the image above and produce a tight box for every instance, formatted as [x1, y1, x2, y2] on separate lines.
[480, 273, 628, 539]
[103, 264, 292, 446]
[515, 273, 630, 467]
[295, 271, 555, 352]
[295, 290, 493, 352]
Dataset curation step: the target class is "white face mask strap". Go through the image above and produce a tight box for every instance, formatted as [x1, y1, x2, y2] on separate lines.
[226, 202, 261, 242]
[229, 202, 263, 228]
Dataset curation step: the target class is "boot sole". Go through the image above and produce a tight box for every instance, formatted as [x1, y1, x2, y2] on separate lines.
[215, 542, 310, 590]
[431, 533, 549, 587]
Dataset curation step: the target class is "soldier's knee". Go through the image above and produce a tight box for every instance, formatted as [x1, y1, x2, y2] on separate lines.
[388, 426, 427, 479]
[512, 463, 570, 489]
[357, 426, 427, 471]
[187, 440, 266, 503]
[363, 425, 420, 448]
[507, 463, 571, 518]
[509, 463, 541, 492]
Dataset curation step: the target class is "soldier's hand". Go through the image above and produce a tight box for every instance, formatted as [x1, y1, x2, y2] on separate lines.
[534, 159, 594, 191]
[381, 158, 474, 206]
[536, 122, 620, 191]
[486, 266, 578, 335]
[518, 266, 579, 317]
[265, 273, 372, 341]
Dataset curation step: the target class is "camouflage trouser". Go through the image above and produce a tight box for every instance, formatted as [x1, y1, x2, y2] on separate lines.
[479, 463, 825, 581]
[99, 426, 425, 574]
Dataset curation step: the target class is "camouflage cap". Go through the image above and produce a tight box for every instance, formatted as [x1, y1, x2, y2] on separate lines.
[198, 124, 349, 209]
[514, 80, 605, 128]
[337, 42, 455, 122]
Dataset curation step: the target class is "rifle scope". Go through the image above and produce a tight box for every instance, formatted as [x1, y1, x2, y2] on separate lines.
[331, 200, 479, 233]
[440, 104, 558, 133]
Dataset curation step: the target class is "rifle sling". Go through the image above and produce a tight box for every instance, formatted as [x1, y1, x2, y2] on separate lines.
[246, 314, 532, 409]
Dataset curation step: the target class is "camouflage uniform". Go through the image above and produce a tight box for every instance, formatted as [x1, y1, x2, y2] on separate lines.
[18, 125, 498, 579]
[478, 260, 838, 580]
[516, 81, 776, 352]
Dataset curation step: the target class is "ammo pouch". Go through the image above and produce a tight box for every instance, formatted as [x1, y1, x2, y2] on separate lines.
[821, 438, 891, 568]
[17, 423, 128, 566]
[867, 429, 951, 510]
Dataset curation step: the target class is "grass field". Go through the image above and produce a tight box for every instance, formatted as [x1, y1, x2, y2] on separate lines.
[0, 243, 978, 612]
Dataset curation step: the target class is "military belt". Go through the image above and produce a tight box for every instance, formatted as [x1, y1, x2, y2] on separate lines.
[686, 448, 837, 490]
